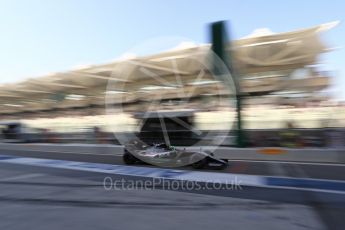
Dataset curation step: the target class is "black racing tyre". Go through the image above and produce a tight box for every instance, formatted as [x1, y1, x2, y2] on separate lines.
[123, 151, 137, 165]
[191, 158, 208, 169]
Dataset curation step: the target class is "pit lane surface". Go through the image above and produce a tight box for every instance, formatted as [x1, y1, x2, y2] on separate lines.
[0, 146, 345, 229]
[1, 147, 345, 181]
[1, 161, 342, 230]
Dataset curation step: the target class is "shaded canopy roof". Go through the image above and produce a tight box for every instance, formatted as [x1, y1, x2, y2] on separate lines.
[0, 22, 336, 114]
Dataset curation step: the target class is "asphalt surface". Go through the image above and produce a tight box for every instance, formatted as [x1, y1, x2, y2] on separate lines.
[0, 162, 339, 230]
[0, 147, 344, 229]
[1, 147, 345, 180]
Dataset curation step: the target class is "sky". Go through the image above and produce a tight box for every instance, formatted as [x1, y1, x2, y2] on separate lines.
[0, 0, 344, 99]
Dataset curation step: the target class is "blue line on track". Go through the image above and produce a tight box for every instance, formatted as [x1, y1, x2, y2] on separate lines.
[0, 154, 344, 194]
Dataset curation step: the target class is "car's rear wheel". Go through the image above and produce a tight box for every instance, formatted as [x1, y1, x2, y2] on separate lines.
[123, 151, 137, 165]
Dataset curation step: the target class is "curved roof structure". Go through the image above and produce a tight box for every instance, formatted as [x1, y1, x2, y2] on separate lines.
[0, 22, 336, 115]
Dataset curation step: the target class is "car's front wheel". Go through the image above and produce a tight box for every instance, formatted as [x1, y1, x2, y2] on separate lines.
[123, 151, 137, 165]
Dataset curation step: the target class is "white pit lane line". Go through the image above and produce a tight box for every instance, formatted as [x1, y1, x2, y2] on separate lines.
[0, 154, 344, 194]
[0, 173, 44, 182]
[227, 159, 345, 167]
[0, 147, 122, 156]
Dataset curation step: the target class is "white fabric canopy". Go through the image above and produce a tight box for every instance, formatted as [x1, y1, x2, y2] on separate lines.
[0, 22, 335, 114]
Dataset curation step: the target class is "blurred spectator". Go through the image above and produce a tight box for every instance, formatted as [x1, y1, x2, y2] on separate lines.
[42, 129, 56, 143]
[280, 122, 301, 148]
[93, 126, 106, 144]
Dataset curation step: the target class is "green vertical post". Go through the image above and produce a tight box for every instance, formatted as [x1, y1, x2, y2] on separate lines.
[210, 21, 245, 147]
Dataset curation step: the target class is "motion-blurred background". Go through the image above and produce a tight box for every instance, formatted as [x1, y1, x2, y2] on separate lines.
[0, 1, 344, 148]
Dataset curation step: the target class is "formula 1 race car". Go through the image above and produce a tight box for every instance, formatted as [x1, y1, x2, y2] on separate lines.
[123, 140, 228, 170]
